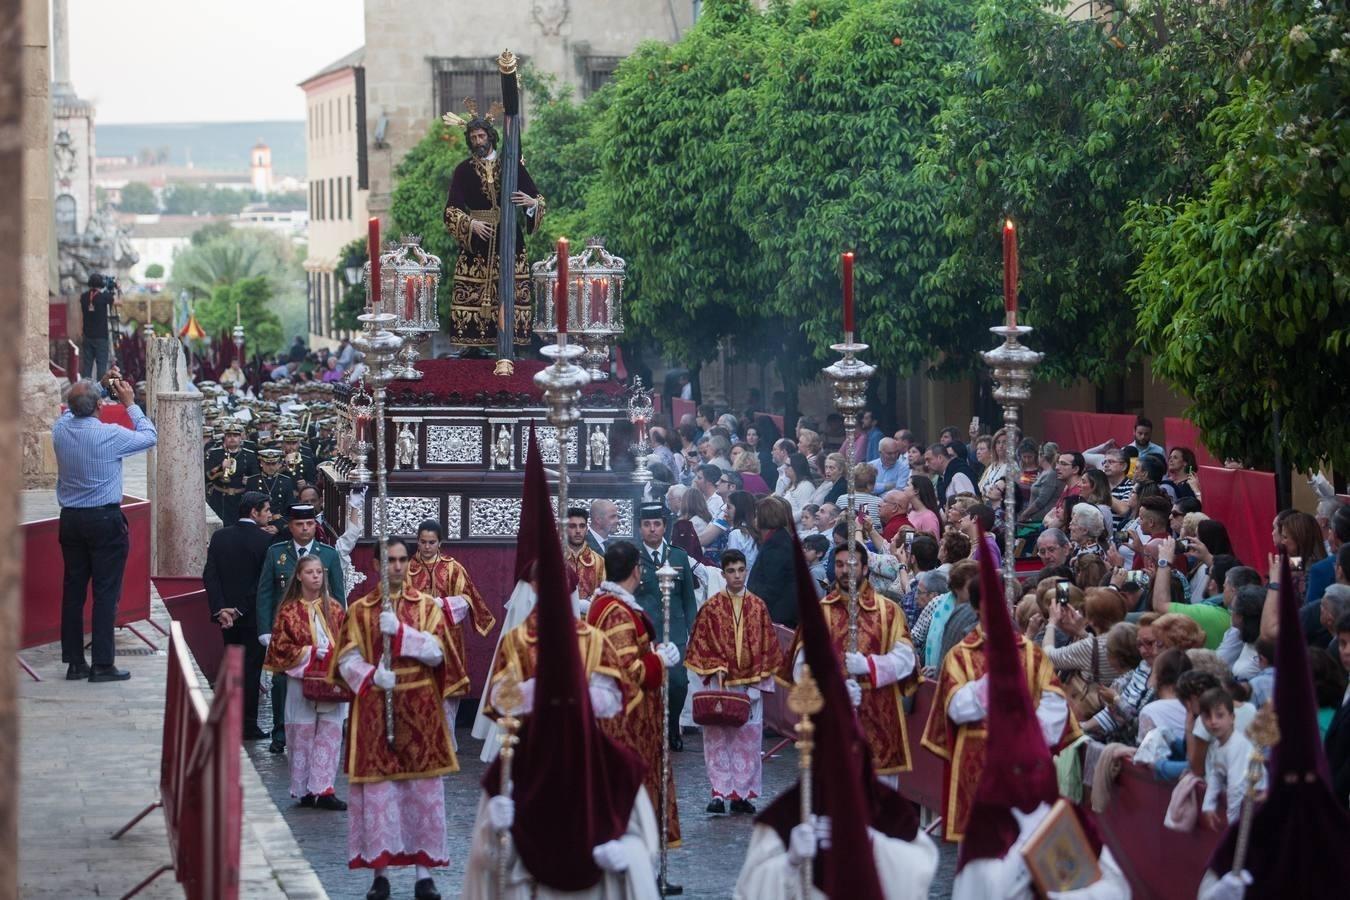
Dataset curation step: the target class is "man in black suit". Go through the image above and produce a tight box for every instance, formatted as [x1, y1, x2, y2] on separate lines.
[203, 491, 276, 740]
[633, 503, 698, 750]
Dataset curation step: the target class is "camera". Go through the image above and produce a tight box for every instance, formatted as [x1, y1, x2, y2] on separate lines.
[1055, 580, 1071, 606]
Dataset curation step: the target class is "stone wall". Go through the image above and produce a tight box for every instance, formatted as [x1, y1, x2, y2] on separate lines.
[361, 0, 693, 216]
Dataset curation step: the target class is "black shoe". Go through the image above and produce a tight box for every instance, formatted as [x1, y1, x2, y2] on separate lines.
[365, 876, 390, 900]
[66, 663, 91, 680]
[413, 878, 441, 900]
[659, 879, 684, 896]
[243, 727, 269, 741]
[298, 794, 315, 808]
[669, 734, 684, 752]
[730, 798, 756, 814]
[706, 798, 726, 814]
[315, 794, 347, 811]
[268, 740, 286, 754]
[88, 665, 131, 682]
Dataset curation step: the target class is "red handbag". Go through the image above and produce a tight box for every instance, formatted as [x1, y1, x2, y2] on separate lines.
[300, 651, 352, 703]
[692, 689, 751, 728]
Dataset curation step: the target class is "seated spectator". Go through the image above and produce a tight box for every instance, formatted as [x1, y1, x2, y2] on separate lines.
[959, 503, 1001, 569]
[1148, 537, 1230, 648]
[1017, 441, 1063, 526]
[320, 356, 343, 383]
[900, 475, 942, 539]
[1200, 686, 1265, 831]
[678, 486, 712, 533]
[877, 489, 911, 543]
[1138, 648, 1194, 742]
[1220, 584, 1267, 680]
[1068, 503, 1111, 563]
[1164, 446, 1203, 502]
[974, 430, 1012, 503]
[1247, 637, 1276, 707]
[1074, 553, 1108, 592]
[1325, 612, 1350, 806]
[1309, 647, 1347, 738]
[1031, 528, 1072, 577]
[913, 558, 978, 671]
[833, 463, 881, 529]
[891, 534, 941, 625]
[729, 445, 770, 495]
[868, 437, 909, 496]
[1154, 611, 1209, 652]
[1041, 586, 1129, 686]
[776, 452, 817, 519]
[926, 441, 976, 509]
[796, 428, 825, 477]
[1318, 583, 1350, 649]
[813, 502, 838, 535]
[1133, 451, 1174, 502]
[907, 444, 928, 480]
[798, 503, 820, 535]
[1042, 451, 1088, 527]
[810, 452, 848, 506]
[1079, 469, 1117, 533]
[801, 533, 831, 592]
[1306, 504, 1350, 606]
[937, 529, 972, 572]
[1083, 616, 1156, 742]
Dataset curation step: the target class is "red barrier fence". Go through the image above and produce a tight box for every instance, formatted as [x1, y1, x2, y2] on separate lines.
[114, 624, 242, 900]
[152, 577, 225, 681]
[22, 495, 156, 656]
[1042, 410, 1137, 453]
[1194, 465, 1278, 569]
[1164, 417, 1223, 468]
[890, 681, 1220, 900]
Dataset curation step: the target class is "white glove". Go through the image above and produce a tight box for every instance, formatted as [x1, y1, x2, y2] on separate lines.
[439, 595, 470, 625]
[656, 642, 681, 668]
[845, 678, 863, 707]
[258, 633, 272, 648]
[379, 610, 399, 636]
[813, 814, 833, 849]
[787, 821, 817, 867]
[1197, 871, 1252, 900]
[845, 651, 870, 676]
[487, 795, 515, 830]
[1010, 803, 1052, 846]
[971, 674, 990, 710]
[372, 664, 396, 691]
[746, 687, 762, 702]
[592, 839, 630, 873]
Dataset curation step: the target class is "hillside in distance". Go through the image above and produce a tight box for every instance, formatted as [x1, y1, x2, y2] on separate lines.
[97, 121, 306, 177]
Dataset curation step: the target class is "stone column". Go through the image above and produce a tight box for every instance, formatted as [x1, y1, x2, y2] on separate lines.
[51, 0, 73, 97]
[145, 336, 202, 575]
[153, 393, 209, 576]
[19, 0, 62, 490]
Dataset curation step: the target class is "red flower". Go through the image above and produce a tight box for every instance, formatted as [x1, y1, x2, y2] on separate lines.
[893, 36, 903, 46]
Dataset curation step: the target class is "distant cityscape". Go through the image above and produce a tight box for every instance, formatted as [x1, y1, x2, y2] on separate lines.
[95, 121, 306, 177]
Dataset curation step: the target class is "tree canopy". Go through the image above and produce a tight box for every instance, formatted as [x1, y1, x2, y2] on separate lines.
[196, 276, 284, 356]
[117, 181, 158, 214]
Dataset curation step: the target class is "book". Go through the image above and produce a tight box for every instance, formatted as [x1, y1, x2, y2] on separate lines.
[1020, 798, 1102, 894]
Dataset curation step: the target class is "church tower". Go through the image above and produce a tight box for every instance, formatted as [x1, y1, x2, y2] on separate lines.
[250, 140, 273, 195]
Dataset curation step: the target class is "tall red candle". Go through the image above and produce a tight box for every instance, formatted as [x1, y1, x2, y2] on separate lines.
[842, 251, 855, 334]
[555, 237, 569, 334]
[1002, 219, 1018, 314]
[405, 276, 416, 320]
[368, 217, 381, 311]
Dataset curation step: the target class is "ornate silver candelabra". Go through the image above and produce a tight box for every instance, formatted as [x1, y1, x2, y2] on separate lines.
[347, 387, 375, 484]
[384, 235, 442, 381]
[628, 376, 654, 483]
[534, 333, 591, 545]
[823, 334, 875, 653]
[981, 323, 1042, 607]
[532, 237, 625, 382]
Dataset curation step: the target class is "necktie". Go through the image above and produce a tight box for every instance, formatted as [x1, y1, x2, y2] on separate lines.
[298, 546, 308, 557]
[651, 550, 661, 565]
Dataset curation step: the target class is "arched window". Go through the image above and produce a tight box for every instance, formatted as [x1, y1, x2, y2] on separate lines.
[55, 194, 78, 237]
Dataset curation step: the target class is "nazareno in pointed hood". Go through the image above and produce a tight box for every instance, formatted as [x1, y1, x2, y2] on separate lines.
[1208, 553, 1350, 895]
[956, 525, 1063, 869]
[483, 427, 645, 891]
[757, 537, 903, 899]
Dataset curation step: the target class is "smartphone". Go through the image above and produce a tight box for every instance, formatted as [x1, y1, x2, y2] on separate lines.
[904, 532, 915, 549]
[1113, 529, 1129, 544]
[1290, 556, 1305, 572]
[971, 416, 980, 431]
[1055, 580, 1070, 606]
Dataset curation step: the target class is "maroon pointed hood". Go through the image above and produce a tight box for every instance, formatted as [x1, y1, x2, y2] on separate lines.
[1208, 553, 1350, 894]
[484, 428, 646, 891]
[512, 423, 549, 584]
[757, 538, 890, 899]
[957, 525, 1060, 869]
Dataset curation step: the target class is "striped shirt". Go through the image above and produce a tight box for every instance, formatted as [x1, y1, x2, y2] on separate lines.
[52, 406, 158, 508]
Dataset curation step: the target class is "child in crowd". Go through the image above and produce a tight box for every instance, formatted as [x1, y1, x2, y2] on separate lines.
[1200, 686, 1266, 830]
[1247, 637, 1276, 707]
[802, 534, 831, 593]
[683, 550, 783, 814]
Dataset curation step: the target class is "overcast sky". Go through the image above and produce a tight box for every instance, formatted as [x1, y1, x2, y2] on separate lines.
[65, 0, 365, 123]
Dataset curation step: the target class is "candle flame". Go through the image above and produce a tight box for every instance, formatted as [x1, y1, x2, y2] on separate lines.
[1004, 218, 1015, 231]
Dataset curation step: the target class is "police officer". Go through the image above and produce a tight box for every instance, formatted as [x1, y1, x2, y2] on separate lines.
[632, 503, 699, 751]
[255, 504, 345, 753]
[245, 448, 295, 533]
[205, 421, 257, 522]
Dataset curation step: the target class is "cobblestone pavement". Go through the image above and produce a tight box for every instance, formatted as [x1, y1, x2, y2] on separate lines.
[248, 697, 957, 899]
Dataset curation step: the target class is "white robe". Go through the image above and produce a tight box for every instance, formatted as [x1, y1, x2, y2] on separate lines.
[952, 843, 1130, 900]
[733, 822, 939, 900]
[461, 787, 660, 900]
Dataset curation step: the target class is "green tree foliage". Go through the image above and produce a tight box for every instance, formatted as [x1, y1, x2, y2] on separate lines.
[197, 276, 284, 355]
[1129, 0, 1350, 472]
[262, 190, 308, 211]
[170, 227, 295, 298]
[118, 181, 158, 214]
[162, 183, 249, 216]
[143, 263, 165, 279]
[921, 0, 1252, 383]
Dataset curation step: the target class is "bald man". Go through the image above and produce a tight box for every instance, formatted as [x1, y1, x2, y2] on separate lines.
[878, 490, 911, 543]
[587, 499, 620, 554]
[870, 438, 909, 496]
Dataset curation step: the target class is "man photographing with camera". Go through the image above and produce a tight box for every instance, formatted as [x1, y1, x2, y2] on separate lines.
[53, 375, 157, 681]
[79, 273, 120, 381]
